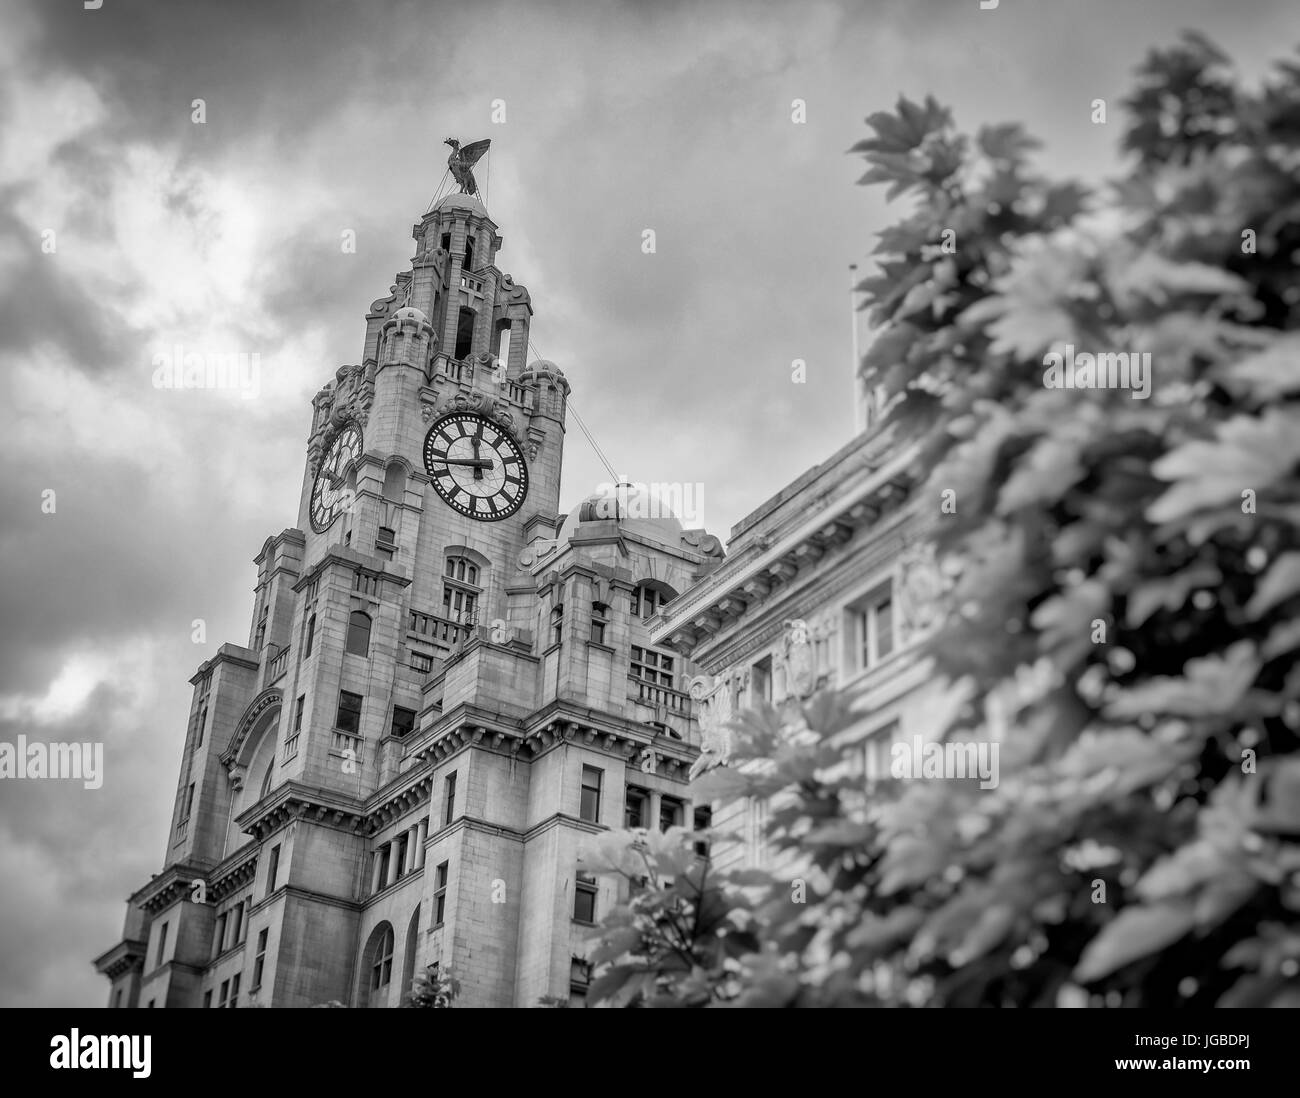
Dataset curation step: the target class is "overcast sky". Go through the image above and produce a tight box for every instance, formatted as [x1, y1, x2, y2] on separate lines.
[0, 0, 1293, 1007]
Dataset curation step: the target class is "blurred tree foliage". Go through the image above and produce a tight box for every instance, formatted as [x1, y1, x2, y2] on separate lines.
[585, 34, 1300, 1007]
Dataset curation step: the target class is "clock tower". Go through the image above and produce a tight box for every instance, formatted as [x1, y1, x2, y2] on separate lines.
[96, 183, 728, 1010]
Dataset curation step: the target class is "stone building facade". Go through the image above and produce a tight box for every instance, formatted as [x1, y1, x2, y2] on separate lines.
[651, 422, 946, 874]
[94, 192, 725, 1008]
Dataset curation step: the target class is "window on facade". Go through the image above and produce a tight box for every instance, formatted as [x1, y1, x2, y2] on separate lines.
[335, 691, 363, 735]
[550, 604, 564, 646]
[218, 980, 229, 1008]
[214, 913, 228, 957]
[371, 925, 395, 991]
[445, 557, 480, 584]
[345, 611, 372, 657]
[202, 990, 212, 1009]
[659, 796, 683, 831]
[434, 862, 450, 925]
[293, 696, 305, 733]
[196, 705, 207, 748]
[114, 989, 123, 1009]
[630, 646, 675, 688]
[444, 772, 457, 826]
[752, 656, 773, 705]
[630, 583, 672, 618]
[694, 804, 713, 857]
[852, 583, 895, 670]
[393, 833, 410, 880]
[304, 614, 316, 658]
[382, 463, 406, 502]
[255, 607, 267, 651]
[252, 928, 268, 990]
[590, 602, 609, 645]
[376, 526, 397, 560]
[442, 585, 478, 621]
[156, 922, 168, 967]
[573, 874, 597, 924]
[375, 845, 391, 893]
[182, 782, 195, 821]
[390, 706, 416, 739]
[625, 787, 648, 829]
[231, 901, 245, 944]
[569, 957, 591, 1007]
[580, 766, 602, 823]
[454, 307, 476, 359]
[229, 973, 240, 1008]
[410, 651, 433, 674]
[266, 844, 281, 896]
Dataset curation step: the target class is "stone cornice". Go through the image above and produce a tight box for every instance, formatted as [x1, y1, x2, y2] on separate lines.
[130, 862, 208, 914]
[93, 939, 147, 979]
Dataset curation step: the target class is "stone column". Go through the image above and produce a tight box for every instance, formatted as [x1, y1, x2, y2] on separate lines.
[386, 841, 400, 887]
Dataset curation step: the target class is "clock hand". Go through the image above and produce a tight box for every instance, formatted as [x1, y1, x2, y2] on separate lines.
[443, 457, 494, 468]
[471, 424, 484, 481]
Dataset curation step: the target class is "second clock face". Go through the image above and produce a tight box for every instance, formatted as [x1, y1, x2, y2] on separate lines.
[423, 412, 528, 521]
[310, 422, 363, 532]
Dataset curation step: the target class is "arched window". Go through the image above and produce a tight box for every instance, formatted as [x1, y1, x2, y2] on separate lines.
[401, 907, 421, 1003]
[259, 759, 275, 800]
[442, 555, 483, 624]
[370, 924, 394, 992]
[630, 582, 677, 619]
[382, 462, 406, 502]
[303, 614, 316, 658]
[346, 611, 372, 657]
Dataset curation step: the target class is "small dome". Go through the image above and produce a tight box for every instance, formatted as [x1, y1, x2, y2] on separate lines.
[558, 483, 684, 547]
[391, 305, 428, 325]
[433, 192, 489, 217]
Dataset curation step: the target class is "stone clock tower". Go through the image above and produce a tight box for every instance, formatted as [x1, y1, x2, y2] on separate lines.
[95, 185, 728, 1009]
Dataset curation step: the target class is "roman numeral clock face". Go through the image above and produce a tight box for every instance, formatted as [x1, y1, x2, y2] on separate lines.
[310, 423, 363, 532]
[423, 412, 529, 521]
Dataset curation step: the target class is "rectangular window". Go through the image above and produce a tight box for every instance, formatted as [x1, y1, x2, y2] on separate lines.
[252, 928, 268, 990]
[304, 614, 315, 658]
[444, 772, 457, 826]
[203, 990, 212, 1009]
[266, 844, 281, 896]
[569, 957, 591, 1007]
[182, 782, 195, 821]
[231, 901, 244, 944]
[630, 646, 675, 687]
[305, 578, 318, 601]
[752, 656, 772, 705]
[590, 602, 608, 645]
[550, 604, 564, 646]
[336, 690, 363, 735]
[580, 766, 602, 823]
[659, 796, 683, 831]
[293, 695, 305, 733]
[376, 526, 396, 560]
[391, 706, 416, 739]
[196, 705, 207, 747]
[573, 874, 597, 924]
[853, 582, 896, 670]
[625, 787, 647, 829]
[214, 913, 228, 957]
[376, 845, 391, 892]
[218, 979, 229, 1008]
[229, 973, 240, 1008]
[156, 922, 168, 967]
[394, 833, 409, 879]
[694, 804, 713, 857]
[434, 862, 449, 925]
[410, 650, 433, 674]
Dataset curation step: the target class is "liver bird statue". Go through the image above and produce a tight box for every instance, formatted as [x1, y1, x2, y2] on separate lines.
[444, 138, 491, 197]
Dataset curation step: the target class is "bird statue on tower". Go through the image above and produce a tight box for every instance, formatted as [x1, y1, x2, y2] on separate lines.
[444, 138, 491, 197]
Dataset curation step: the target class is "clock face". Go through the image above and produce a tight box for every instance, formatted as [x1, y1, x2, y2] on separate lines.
[423, 412, 528, 521]
[310, 423, 363, 532]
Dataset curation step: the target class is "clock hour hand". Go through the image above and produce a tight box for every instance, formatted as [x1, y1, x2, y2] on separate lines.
[443, 457, 494, 469]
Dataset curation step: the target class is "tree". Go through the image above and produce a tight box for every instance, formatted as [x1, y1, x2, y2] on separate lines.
[585, 33, 1300, 1007]
[404, 967, 460, 1008]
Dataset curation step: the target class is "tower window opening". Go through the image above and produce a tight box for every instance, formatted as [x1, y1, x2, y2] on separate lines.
[454, 307, 476, 359]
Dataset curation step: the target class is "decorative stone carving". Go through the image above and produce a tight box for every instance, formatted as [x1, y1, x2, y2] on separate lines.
[895, 540, 944, 643]
[681, 529, 725, 560]
[689, 673, 736, 778]
[306, 363, 375, 473]
[781, 618, 817, 699]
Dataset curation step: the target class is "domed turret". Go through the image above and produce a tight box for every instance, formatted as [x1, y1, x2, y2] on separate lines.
[558, 483, 684, 548]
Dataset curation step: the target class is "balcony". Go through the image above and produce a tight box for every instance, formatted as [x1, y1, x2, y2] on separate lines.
[329, 729, 363, 762]
[265, 645, 291, 686]
[627, 677, 692, 714]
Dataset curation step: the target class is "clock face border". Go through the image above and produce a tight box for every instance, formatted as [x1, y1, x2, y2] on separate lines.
[423, 411, 529, 522]
[310, 421, 364, 533]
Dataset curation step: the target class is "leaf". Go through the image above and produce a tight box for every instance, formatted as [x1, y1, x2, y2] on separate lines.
[1104, 641, 1260, 719]
[1218, 332, 1300, 401]
[1245, 551, 1300, 619]
[1072, 903, 1197, 983]
[1126, 564, 1222, 627]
